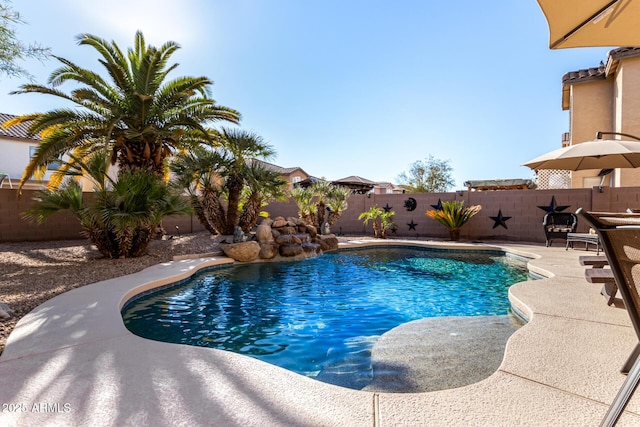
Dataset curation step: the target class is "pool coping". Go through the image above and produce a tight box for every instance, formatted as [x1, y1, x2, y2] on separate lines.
[1, 239, 640, 426]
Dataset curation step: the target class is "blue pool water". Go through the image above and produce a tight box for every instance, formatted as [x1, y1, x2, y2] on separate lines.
[122, 247, 529, 389]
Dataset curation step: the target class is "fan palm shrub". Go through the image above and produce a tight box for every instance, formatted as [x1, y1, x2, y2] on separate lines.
[358, 206, 396, 238]
[425, 200, 481, 241]
[24, 166, 191, 258]
[290, 187, 317, 225]
[291, 182, 351, 230]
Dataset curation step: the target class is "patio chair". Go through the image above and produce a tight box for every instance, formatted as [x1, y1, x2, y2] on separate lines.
[577, 209, 640, 426]
[0, 173, 11, 189]
[543, 211, 577, 247]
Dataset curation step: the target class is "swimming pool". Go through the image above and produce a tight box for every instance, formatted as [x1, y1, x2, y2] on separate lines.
[122, 246, 529, 390]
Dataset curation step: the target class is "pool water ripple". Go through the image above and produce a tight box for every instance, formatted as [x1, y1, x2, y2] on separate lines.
[122, 247, 529, 390]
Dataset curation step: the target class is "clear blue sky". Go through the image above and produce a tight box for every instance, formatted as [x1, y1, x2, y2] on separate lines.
[0, 0, 614, 189]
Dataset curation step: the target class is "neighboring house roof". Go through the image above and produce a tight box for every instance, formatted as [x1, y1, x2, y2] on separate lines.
[562, 62, 606, 86]
[375, 181, 395, 188]
[332, 175, 376, 185]
[295, 176, 325, 187]
[562, 47, 640, 110]
[0, 113, 39, 141]
[332, 176, 376, 194]
[249, 158, 308, 177]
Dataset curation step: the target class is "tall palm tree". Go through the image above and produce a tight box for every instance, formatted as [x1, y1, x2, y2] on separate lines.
[5, 31, 240, 188]
[214, 127, 276, 234]
[170, 146, 227, 235]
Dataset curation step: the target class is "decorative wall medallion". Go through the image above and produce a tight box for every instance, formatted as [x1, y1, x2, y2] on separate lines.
[407, 220, 418, 230]
[490, 210, 512, 229]
[537, 196, 570, 214]
[404, 197, 417, 211]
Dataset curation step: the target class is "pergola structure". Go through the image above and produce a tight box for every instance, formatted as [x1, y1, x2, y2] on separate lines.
[464, 179, 537, 191]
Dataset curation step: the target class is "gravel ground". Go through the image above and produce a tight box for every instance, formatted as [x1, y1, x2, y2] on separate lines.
[0, 232, 226, 356]
[0, 232, 367, 356]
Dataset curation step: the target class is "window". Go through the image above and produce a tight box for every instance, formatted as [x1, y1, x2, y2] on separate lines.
[292, 176, 302, 184]
[30, 146, 62, 171]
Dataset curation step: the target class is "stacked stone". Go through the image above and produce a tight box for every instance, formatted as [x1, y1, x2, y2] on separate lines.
[220, 216, 339, 262]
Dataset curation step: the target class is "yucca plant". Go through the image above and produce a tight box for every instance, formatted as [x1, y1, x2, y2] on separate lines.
[290, 186, 318, 225]
[425, 200, 481, 241]
[291, 182, 351, 230]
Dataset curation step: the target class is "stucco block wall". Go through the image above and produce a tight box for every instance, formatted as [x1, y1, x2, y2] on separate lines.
[0, 189, 84, 241]
[2, 187, 639, 244]
[0, 189, 204, 242]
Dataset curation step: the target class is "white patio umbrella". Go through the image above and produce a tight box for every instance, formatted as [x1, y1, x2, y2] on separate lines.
[523, 138, 640, 171]
[537, 0, 640, 49]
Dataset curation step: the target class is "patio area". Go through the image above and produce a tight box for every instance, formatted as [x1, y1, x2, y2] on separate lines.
[1, 240, 640, 426]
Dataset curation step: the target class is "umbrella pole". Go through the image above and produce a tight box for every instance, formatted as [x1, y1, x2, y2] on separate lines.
[552, 0, 622, 49]
[596, 131, 640, 142]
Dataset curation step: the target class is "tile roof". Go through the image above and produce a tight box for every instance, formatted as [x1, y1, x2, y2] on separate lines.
[332, 175, 376, 185]
[0, 113, 39, 140]
[609, 47, 640, 61]
[249, 158, 304, 175]
[562, 62, 606, 86]
[562, 48, 640, 86]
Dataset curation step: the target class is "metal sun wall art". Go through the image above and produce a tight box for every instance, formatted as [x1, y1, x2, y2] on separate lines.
[404, 197, 417, 211]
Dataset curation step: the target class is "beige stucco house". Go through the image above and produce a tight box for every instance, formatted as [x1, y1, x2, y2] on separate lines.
[562, 47, 640, 188]
[250, 159, 310, 190]
[0, 113, 51, 190]
[0, 113, 309, 192]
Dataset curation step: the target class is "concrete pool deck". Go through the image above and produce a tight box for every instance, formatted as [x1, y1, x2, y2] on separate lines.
[1, 240, 639, 426]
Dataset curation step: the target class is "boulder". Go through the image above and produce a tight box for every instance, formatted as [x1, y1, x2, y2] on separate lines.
[261, 217, 274, 227]
[287, 217, 305, 226]
[319, 235, 339, 251]
[259, 242, 279, 259]
[276, 234, 302, 245]
[280, 244, 304, 257]
[220, 241, 260, 262]
[313, 237, 330, 251]
[305, 225, 318, 238]
[256, 224, 274, 243]
[277, 226, 297, 235]
[272, 217, 287, 228]
[295, 233, 310, 244]
[0, 302, 14, 320]
[271, 229, 281, 240]
[302, 242, 321, 254]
